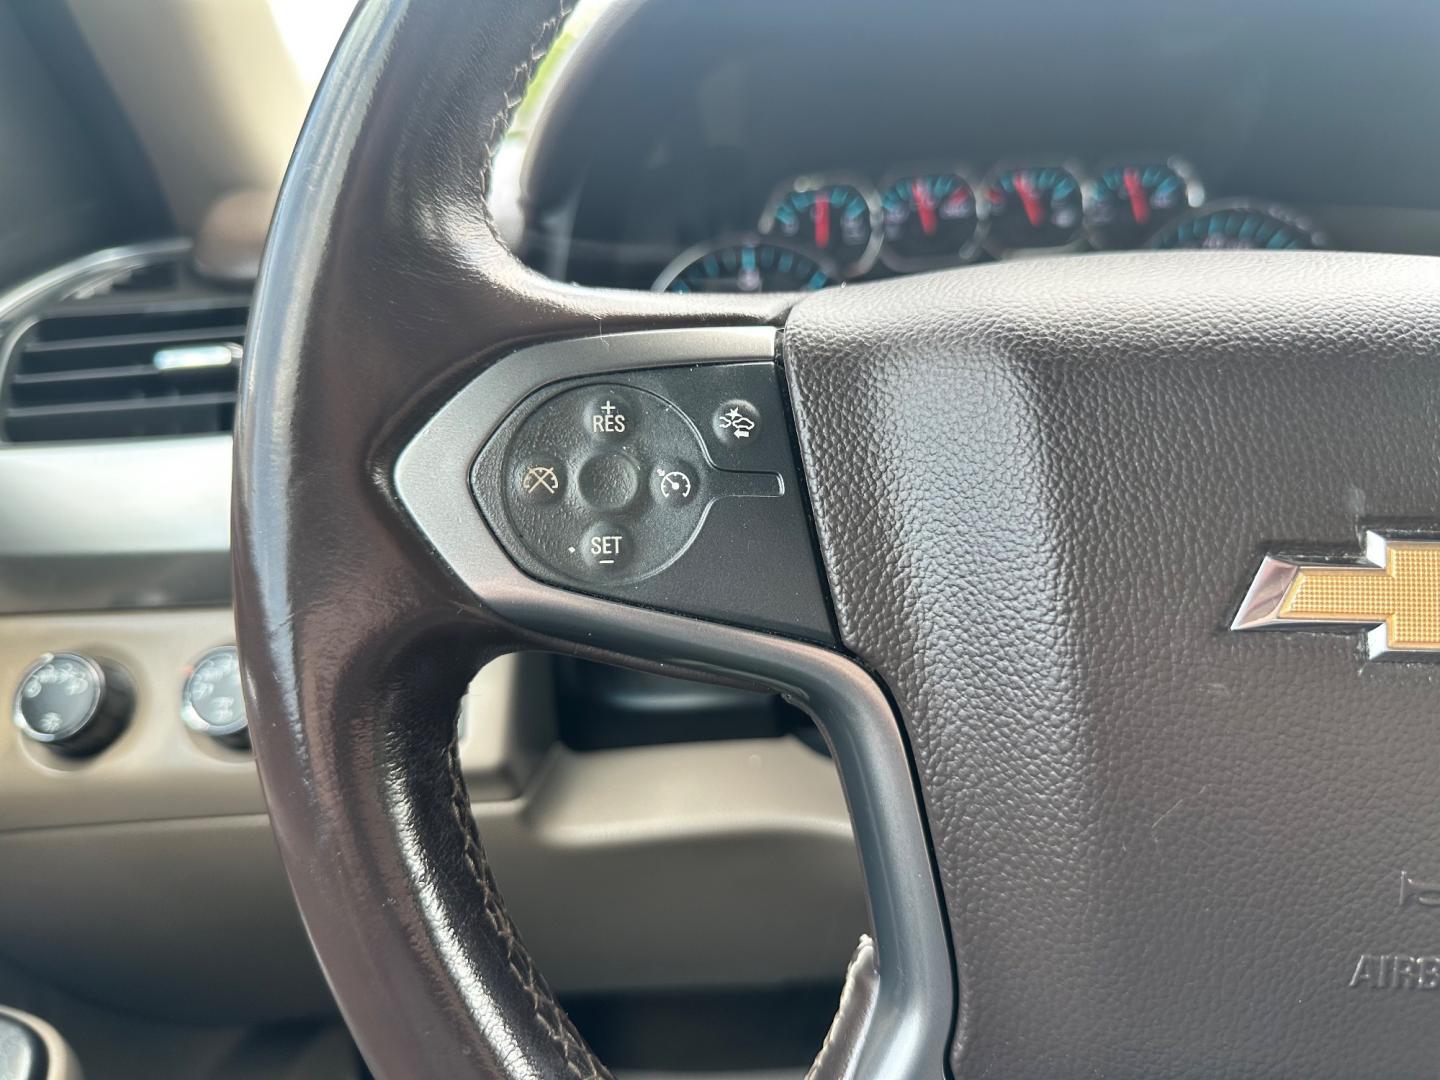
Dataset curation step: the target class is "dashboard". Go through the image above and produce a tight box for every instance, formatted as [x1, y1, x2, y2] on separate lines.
[4, 0, 1440, 1071]
[513, 0, 1440, 294]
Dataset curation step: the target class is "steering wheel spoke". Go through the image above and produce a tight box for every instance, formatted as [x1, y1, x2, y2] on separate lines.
[241, 64, 956, 1064]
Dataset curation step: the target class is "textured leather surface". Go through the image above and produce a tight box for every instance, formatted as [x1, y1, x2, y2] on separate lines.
[233, 1, 782, 1078]
[785, 251, 1440, 1078]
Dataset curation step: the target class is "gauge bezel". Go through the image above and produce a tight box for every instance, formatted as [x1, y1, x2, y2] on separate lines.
[1083, 154, 1206, 251]
[758, 171, 883, 279]
[1144, 198, 1329, 251]
[650, 233, 836, 294]
[180, 644, 249, 738]
[12, 651, 106, 744]
[980, 158, 1091, 259]
[876, 163, 988, 273]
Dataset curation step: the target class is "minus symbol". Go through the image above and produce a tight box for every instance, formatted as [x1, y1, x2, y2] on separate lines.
[598, 559, 615, 565]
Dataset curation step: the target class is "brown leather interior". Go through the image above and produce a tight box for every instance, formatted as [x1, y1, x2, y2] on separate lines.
[233, 1, 784, 1075]
[785, 252, 1440, 1077]
[235, 0, 1440, 1076]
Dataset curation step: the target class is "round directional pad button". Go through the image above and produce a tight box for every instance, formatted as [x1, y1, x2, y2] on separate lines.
[578, 453, 641, 512]
[482, 381, 712, 586]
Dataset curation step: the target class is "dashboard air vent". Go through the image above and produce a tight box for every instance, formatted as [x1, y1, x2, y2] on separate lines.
[1, 295, 247, 443]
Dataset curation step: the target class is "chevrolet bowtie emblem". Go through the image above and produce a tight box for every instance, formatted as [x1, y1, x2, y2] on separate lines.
[1232, 532, 1440, 657]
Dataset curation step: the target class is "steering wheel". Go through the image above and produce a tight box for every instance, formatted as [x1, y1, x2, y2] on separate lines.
[233, 1, 1440, 1077]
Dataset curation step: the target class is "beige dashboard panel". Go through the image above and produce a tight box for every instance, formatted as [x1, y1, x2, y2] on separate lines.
[0, 608, 259, 829]
[0, 610, 550, 830]
[0, 608, 865, 1016]
[0, 739, 864, 1019]
[62, 0, 315, 229]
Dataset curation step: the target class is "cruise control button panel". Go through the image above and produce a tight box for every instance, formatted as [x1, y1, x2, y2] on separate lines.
[470, 362, 834, 642]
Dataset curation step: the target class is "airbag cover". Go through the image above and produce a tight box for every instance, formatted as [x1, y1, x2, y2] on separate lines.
[784, 251, 1440, 1078]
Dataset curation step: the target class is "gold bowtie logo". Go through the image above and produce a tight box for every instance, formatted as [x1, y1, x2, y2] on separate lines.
[1232, 532, 1440, 657]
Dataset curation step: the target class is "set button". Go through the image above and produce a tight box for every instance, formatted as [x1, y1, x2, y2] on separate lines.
[580, 522, 633, 573]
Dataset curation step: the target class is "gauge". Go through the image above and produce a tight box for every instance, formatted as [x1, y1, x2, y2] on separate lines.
[1147, 200, 1326, 251]
[878, 169, 985, 271]
[181, 645, 248, 742]
[982, 164, 1086, 256]
[759, 175, 881, 278]
[12, 652, 132, 755]
[652, 237, 833, 294]
[1085, 157, 1203, 249]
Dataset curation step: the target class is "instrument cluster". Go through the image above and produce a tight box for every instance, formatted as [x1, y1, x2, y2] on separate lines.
[653, 156, 1327, 293]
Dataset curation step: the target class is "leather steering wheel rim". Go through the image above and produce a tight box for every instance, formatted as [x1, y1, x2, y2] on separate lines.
[236, 1, 945, 1076]
[236, 1, 1440, 1077]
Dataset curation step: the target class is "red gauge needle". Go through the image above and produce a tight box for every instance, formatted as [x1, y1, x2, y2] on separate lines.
[1123, 167, 1150, 225]
[912, 178, 938, 236]
[1013, 173, 1045, 227]
[813, 191, 831, 249]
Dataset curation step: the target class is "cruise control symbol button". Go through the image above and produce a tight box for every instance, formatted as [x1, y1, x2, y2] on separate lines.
[657, 468, 694, 503]
[522, 466, 558, 496]
[713, 400, 759, 445]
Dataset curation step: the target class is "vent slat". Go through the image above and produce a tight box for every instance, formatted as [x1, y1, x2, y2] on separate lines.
[5, 392, 238, 420]
[11, 363, 235, 386]
[1, 286, 248, 442]
[28, 302, 249, 339]
[22, 327, 246, 355]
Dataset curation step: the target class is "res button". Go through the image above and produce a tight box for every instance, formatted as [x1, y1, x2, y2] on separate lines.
[583, 390, 637, 441]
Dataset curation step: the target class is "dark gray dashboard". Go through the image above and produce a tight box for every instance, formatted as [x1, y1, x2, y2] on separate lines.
[518, 0, 1440, 289]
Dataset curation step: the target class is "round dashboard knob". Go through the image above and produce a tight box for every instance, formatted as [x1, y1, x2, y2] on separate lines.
[180, 645, 248, 746]
[12, 652, 133, 755]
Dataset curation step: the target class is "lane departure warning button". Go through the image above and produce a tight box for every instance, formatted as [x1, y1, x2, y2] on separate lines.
[713, 399, 760, 445]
